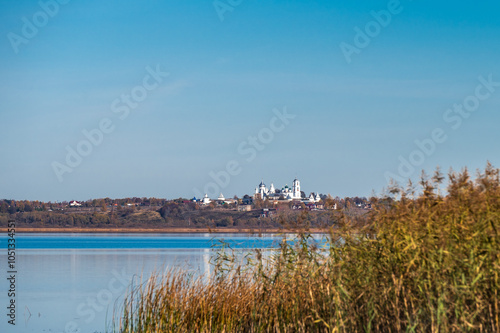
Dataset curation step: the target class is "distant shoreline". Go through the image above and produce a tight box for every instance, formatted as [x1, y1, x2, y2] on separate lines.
[1, 227, 329, 234]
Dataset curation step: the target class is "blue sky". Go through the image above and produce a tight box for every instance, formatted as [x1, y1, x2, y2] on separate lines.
[1, 0, 500, 202]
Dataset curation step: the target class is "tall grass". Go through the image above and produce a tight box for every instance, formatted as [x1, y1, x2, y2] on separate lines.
[116, 164, 500, 332]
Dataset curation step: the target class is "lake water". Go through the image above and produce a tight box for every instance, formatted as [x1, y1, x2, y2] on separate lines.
[0, 233, 287, 333]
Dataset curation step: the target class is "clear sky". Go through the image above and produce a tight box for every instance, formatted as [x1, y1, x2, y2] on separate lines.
[1, 0, 500, 202]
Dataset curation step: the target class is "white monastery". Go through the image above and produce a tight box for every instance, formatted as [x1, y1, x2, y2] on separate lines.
[197, 177, 321, 205]
[254, 178, 321, 203]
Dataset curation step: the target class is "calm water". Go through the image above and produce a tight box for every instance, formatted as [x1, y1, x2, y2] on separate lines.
[0, 233, 286, 333]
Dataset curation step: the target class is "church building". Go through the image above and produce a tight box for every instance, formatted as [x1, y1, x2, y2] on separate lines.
[254, 178, 320, 202]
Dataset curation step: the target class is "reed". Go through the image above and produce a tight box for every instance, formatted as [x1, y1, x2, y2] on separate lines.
[116, 163, 500, 332]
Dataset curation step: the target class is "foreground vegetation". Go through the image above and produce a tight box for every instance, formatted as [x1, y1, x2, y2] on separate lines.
[116, 164, 500, 332]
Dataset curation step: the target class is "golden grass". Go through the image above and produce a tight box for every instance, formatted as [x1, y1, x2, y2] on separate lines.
[115, 164, 500, 332]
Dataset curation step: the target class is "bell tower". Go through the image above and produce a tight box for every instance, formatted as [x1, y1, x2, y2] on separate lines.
[292, 178, 300, 199]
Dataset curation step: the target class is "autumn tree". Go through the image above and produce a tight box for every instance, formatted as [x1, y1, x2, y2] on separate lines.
[0, 201, 8, 213]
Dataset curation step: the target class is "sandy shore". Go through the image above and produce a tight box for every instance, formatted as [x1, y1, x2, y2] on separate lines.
[1, 227, 327, 234]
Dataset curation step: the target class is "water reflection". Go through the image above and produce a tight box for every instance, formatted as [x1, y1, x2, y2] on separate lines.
[0, 233, 285, 333]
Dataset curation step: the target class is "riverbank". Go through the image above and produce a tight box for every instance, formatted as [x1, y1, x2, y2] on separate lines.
[0, 207, 343, 232]
[0, 227, 329, 234]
